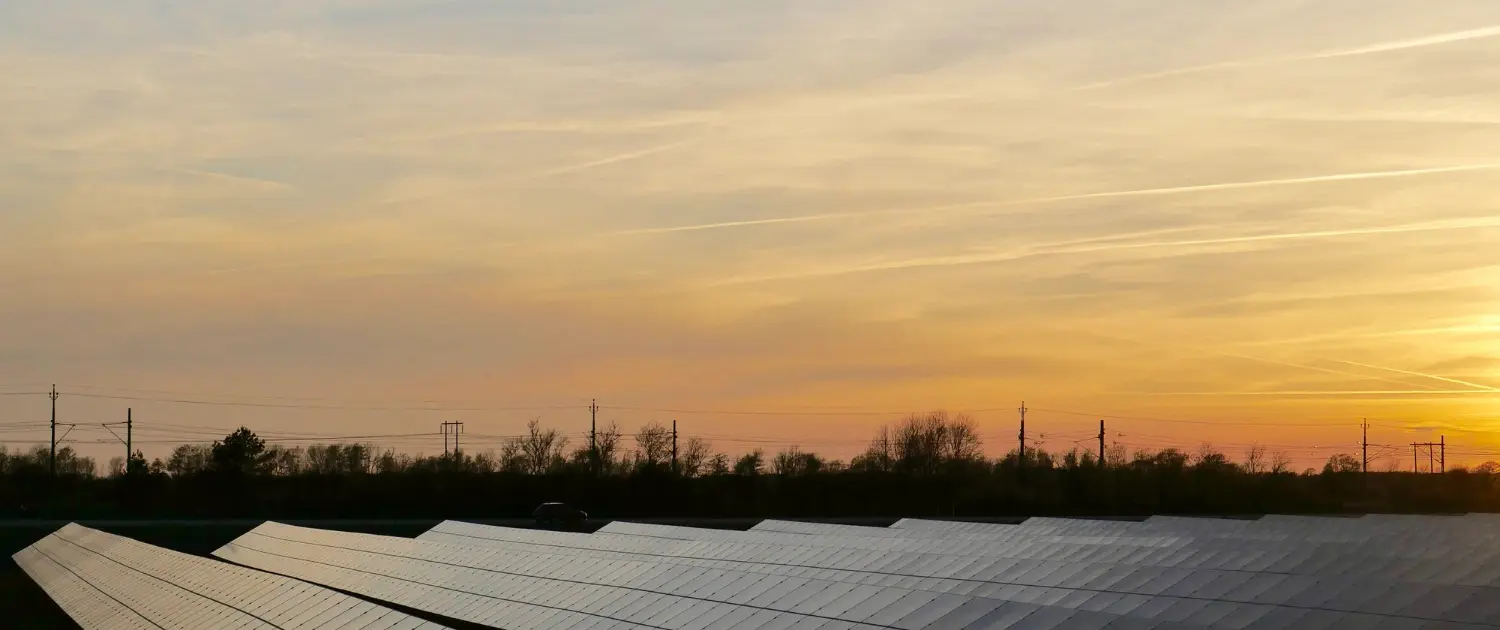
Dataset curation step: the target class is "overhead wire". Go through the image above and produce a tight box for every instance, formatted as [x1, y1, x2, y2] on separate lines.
[4, 384, 1492, 467]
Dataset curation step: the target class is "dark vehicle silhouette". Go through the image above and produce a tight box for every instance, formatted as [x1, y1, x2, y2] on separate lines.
[532, 502, 588, 530]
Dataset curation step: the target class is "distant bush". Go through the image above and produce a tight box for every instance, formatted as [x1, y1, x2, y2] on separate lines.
[2, 415, 1494, 519]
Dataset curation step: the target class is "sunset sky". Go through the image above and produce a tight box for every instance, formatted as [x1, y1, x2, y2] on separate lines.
[3, 0, 1499, 470]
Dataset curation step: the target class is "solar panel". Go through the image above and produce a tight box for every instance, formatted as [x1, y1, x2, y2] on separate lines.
[14, 523, 450, 630]
[214, 521, 1245, 630]
[738, 518, 1500, 587]
[422, 519, 1500, 628]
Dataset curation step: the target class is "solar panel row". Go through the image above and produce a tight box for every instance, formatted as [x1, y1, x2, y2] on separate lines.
[420, 519, 1500, 628]
[217, 521, 1103, 630]
[17, 514, 1500, 629]
[12, 524, 449, 630]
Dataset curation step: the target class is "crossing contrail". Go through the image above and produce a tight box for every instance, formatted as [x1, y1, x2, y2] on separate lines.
[618, 163, 1500, 237]
[707, 215, 1500, 285]
[1219, 353, 1442, 391]
[1075, 24, 1500, 91]
[1332, 360, 1500, 392]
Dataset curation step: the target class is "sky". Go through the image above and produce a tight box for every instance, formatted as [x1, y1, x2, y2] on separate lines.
[2, 0, 1500, 470]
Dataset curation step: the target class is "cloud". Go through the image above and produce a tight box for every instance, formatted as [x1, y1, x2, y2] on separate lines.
[707, 216, 1500, 285]
[1074, 24, 1500, 91]
[4, 0, 1500, 463]
[614, 164, 1500, 237]
[1330, 360, 1500, 392]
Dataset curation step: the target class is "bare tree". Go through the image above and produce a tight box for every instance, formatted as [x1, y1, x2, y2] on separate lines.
[1270, 450, 1293, 474]
[1194, 443, 1233, 472]
[519, 419, 569, 474]
[267, 446, 304, 476]
[707, 453, 731, 475]
[596, 421, 623, 472]
[771, 446, 824, 476]
[1106, 442, 1129, 468]
[634, 422, 673, 470]
[680, 437, 712, 477]
[166, 444, 213, 476]
[1243, 443, 1267, 474]
[939, 413, 985, 463]
[856, 411, 985, 474]
[851, 426, 895, 472]
[499, 439, 526, 473]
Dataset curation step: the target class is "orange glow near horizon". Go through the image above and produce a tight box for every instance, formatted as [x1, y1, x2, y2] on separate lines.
[2, 1, 1499, 471]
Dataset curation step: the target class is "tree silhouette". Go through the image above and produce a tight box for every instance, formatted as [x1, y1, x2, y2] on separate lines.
[1323, 453, 1362, 474]
[680, 437, 712, 477]
[734, 449, 765, 476]
[633, 422, 672, 471]
[211, 427, 272, 475]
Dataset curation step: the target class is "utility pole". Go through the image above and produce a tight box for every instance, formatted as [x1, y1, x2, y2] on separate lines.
[1361, 419, 1368, 476]
[49, 385, 58, 478]
[1440, 435, 1445, 473]
[441, 421, 464, 456]
[1098, 420, 1106, 466]
[1017, 401, 1027, 476]
[102, 411, 133, 475]
[671, 420, 679, 474]
[1411, 441, 1441, 474]
[590, 399, 599, 473]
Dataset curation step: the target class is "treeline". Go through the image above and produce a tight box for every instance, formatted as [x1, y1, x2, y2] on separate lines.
[2, 412, 1497, 519]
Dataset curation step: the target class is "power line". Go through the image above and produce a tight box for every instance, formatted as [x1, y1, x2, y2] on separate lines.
[57, 391, 578, 412]
[3, 386, 1447, 432]
[1026, 406, 1357, 427]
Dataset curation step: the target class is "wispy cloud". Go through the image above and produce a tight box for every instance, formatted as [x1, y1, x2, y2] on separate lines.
[709, 216, 1500, 285]
[517, 139, 699, 181]
[1310, 25, 1500, 59]
[1075, 24, 1500, 91]
[619, 164, 1500, 237]
[5, 0, 1500, 463]
[1331, 360, 1500, 392]
[1221, 353, 1442, 392]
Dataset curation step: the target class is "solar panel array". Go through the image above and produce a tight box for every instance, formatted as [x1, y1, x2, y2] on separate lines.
[18, 514, 1500, 629]
[13, 523, 449, 630]
[419, 517, 1500, 629]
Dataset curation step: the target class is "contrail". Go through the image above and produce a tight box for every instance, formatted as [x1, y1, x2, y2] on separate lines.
[619, 163, 1500, 237]
[1075, 24, 1500, 91]
[998, 164, 1500, 204]
[166, 168, 294, 192]
[380, 138, 697, 206]
[1332, 360, 1500, 392]
[180, 255, 400, 278]
[1099, 330, 1449, 391]
[1309, 25, 1500, 59]
[520, 139, 696, 181]
[709, 215, 1500, 285]
[613, 212, 869, 236]
[174, 242, 517, 279]
[1219, 353, 1441, 391]
[1134, 390, 1500, 396]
